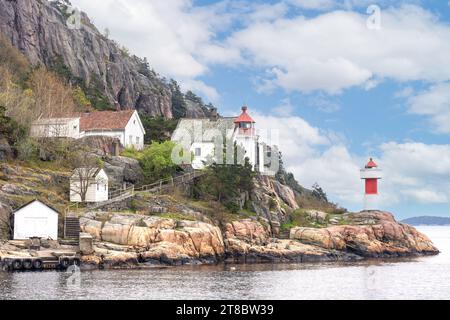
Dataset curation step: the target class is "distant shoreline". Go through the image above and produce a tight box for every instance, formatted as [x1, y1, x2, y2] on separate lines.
[402, 216, 450, 226]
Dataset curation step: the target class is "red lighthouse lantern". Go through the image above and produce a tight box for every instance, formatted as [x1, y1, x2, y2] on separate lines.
[360, 158, 382, 211]
[234, 106, 256, 136]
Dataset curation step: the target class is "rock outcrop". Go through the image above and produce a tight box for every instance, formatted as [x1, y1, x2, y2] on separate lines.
[251, 176, 300, 234]
[103, 156, 144, 188]
[79, 212, 225, 267]
[290, 211, 438, 257]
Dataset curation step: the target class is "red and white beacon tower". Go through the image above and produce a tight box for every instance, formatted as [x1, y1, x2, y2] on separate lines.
[360, 158, 382, 211]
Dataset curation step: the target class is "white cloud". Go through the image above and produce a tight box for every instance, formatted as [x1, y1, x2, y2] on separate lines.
[379, 142, 450, 204]
[401, 189, 448, 204]
[254, 111, 362, 205]
[70, 2, 450, 103]
[227, 5, 450, 94]
[306, 94, 340, 113]
[288, 145, 363, 203]
[272, 98, 294, 116]
[407, 83, 450, 134]
[287, 0, 336, 10]
[255, 112, 450, 208]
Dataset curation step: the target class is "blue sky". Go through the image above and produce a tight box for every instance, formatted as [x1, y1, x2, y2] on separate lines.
[70, 0, 450, 219]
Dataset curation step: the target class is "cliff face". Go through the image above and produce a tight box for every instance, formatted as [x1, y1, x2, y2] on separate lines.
[0, 0, 210, 118]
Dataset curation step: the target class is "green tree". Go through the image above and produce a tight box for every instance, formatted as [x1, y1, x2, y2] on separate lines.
[139, 113, 179, 143]
[194, 158, 255, 213]
[169, 79, 187, 119]
[312, 183, 328, 202]
[185, 90, 203, 105]
[131, 141, 179, 183]
[0, 105, 26, 146]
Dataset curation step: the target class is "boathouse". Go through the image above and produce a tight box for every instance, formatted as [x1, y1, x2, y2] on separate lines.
[13, 200, 59, 240]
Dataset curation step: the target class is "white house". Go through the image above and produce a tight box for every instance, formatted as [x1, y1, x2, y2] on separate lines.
[171, 106, 277, 175]
[13, 200, 59, 240]
[30, 117, 81, 139]
[30, 110, 146, 150]
[70, 168, 109, 203]
[79, 110, 145, 150]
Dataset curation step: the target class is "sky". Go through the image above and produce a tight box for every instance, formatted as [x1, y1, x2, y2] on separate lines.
[69, 0, 450, 219]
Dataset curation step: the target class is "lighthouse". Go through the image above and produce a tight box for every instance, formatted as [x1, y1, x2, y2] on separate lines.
[234, 106, 258, 170]
[360, 158, 382, 211]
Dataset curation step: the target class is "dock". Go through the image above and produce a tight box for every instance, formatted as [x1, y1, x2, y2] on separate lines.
[0, 242, 81, 272]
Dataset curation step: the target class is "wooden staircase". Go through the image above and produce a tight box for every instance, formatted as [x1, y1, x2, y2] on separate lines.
[64, 215, 81, 245]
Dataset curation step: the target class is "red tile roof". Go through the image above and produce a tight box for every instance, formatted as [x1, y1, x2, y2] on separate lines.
[234, 106, 255, 123]
[79, 110, 135, 131]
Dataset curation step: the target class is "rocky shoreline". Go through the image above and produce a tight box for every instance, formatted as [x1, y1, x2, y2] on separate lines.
[77, 210, 439, 269]
[0, 210, 439, 271]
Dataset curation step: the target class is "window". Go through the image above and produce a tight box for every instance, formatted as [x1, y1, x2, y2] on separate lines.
[97, 184, 99, 191]
[195, 148, 202, 157]
[136, 137, 140, 146]
[129, 135, 133, 144]
[104, 184, 107, 191]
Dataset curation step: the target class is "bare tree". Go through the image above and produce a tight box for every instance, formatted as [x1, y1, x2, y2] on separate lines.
[68, 149, 105, 202]
[29, 67, 77, 120]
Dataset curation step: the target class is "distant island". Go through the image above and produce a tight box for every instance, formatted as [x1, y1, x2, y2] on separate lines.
[402, 216, 450, 226]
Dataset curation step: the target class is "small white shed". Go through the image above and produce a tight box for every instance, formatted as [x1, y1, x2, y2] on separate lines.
[70, 168, 109, 203]
[13, 200, 59, 240]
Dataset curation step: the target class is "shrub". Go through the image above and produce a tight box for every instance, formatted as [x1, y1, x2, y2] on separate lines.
[16, 138, 39, 161]
[0, 105, 27, 146]
[225, 201, 240, 214]
[124, 141, 179, 183]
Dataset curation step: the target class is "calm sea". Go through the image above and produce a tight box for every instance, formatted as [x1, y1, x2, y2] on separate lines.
[1, 226, 449, 300]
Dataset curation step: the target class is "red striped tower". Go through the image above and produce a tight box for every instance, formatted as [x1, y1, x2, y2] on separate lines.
[360, 158, 382, 211]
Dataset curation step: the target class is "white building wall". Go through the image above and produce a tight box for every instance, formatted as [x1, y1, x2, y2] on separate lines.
[258, 143, 265, 173]
[83, 130, 125, 146]
[70, 170, 109, 203]
[30, 118, 81, 139]
[190, 142, 216, 169]
[234, 135, 258, 169]
[124, 111, 145, 150]
[13, 201, 59, 240]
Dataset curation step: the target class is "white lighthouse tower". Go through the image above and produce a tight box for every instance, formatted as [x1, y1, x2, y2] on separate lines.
[234, 106, 258, 170]
[360, 158, 383, 211]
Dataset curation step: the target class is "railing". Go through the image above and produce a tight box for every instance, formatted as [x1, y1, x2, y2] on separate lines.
[108, 185, 135, 199]
[135, 170, 204, 194]
[63, 171, 204, 213]
[87, 185, 135, 210]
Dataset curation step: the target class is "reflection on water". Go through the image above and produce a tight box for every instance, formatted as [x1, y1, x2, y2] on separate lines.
[1, 226, 449, 300]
